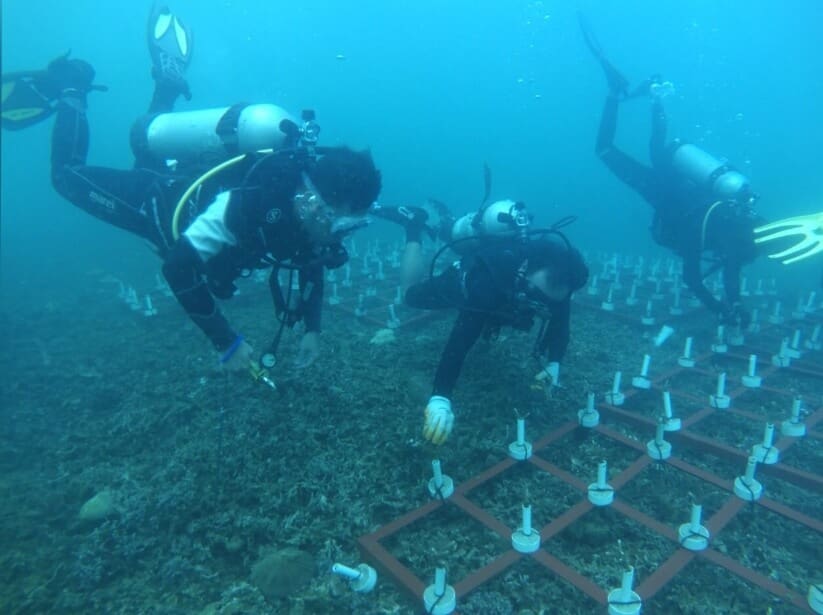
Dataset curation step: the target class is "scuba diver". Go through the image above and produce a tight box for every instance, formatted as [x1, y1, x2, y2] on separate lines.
[580, 14, 762, 326]
[1, 5, 381, 373]
[374, 197, 588, 445]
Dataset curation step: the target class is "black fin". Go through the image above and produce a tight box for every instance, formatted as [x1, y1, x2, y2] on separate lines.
[1, 70, 57, 130]
[481, 162, 492, 207]
[147, 3, 194, 100]
[577, 11, 630, 97]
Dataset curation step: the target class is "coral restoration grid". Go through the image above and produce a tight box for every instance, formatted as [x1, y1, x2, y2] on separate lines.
[327, 254, 822, 614]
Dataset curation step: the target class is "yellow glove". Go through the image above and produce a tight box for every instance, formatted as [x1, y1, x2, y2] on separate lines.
[423, 396, 454, 445]
[754, 212, 823, 264]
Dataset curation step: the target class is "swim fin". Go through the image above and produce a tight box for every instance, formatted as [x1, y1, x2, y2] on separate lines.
[577, 11, 630, 98]
[148, 3, 193, 100]
[1, 70, 58, 130]
[2, 54, 106, 131]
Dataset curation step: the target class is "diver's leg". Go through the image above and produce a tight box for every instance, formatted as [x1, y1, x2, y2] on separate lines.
[722, 261, 742, 306]
[400, 241, 426, 289]
[405, 264, 464, 310]
[595, 94, 619, 156]
[649, 100, 668, 169]
[133, 7, 195, 170]
[596, 95, 658, 202]
[681, 251, 724, 315]
[146, 4, 193, 112]
[51, 94, 168, 246]
[373, 205, 434, 288]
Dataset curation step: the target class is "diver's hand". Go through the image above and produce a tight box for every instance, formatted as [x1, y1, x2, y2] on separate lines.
[423, 396, 454, 445]
[535, 362, 560, 388]
[754, 212, 823, 264]
[720, 303, 751, 330]
[220, 338, 254, 372]
[294, 331, 320, 369]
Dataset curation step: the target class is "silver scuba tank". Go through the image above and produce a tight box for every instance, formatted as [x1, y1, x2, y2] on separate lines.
[670, 143, 750, 200]
[133, 103, 297, 167]
[449, 199, 530, 253]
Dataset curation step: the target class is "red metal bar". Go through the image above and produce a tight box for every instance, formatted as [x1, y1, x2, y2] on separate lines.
[612, 499, 679, 542]
[634, 549, 696, 600]
[455, 457, 517, 497]
[537, 500, 594, 539]
[357, 534, 426, 598]
[758, 494, 823, 533]
[450, 493, 512, 539]
[367, 499, 442, 541]
[528, 456, 588, 492]
[612, 456, 653, 490]
[532, 420, 583, 451]
[704, 495, 746, 534]
[699, 548, 810, 612]
[353, 293, 822, 611]
[532, 549, 608, 605]
[452, 549, 522, 597]
[598, 404, 823, 492]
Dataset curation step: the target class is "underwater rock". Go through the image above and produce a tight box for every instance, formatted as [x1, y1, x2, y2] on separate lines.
[250, 547, 315, 601]
[369, 328, 396, 345]
[78, 489, 116, 522]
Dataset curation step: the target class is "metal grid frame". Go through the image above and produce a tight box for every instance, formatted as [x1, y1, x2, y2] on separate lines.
[345, 278, 822, 614]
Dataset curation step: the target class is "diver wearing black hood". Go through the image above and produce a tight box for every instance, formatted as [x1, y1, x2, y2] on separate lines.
[581, 14, 762, 326]
[376, 201, 588, 445]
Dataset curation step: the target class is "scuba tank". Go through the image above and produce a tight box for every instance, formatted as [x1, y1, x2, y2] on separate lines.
[449, 199, 531, 254]
[669, 143, 752, 202]
[131, 103, 298, 168]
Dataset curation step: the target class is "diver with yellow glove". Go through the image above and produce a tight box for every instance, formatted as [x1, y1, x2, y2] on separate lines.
[377, 199, 588, 446]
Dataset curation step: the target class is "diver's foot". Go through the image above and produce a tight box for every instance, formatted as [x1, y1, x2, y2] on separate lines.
[44, 55, 96, 99]
[373, 205, 431, 243]
[600, 58, 629, 98]
[148, 5, 193, 100]
[427, 198, 455, 243]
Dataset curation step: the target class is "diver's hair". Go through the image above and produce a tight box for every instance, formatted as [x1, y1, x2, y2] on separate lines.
[526, 238, 589, 292]
[307, 146, 382, 213]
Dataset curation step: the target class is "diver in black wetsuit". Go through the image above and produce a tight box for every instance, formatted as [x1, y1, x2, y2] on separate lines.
[3, 6, 381, 371]
[580, 14, 762, 326]
[374, 201, 588, 445]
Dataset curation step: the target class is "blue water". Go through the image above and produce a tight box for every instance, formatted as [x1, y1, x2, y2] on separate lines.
[2, 2, 822, 611]
[3, 0, 822, 295]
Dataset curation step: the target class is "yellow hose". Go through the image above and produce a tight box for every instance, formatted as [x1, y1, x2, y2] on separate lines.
[171, 148, 274, 240]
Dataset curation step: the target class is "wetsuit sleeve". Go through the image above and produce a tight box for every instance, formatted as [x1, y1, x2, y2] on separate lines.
[431, 309, 487, 398]
[537, 297, 571, 362]
[596, 94, 660, 203]
[162, 238, 237, 350]
[430, 265, 499, 398]
[161, 191, 241, 351]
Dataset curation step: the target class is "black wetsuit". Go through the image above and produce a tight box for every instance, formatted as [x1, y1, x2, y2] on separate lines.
[596, 95, 761, 316]
[406, 242, 572, 398]
[49, 92, 337, 351]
